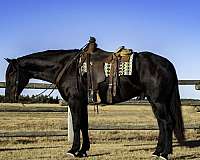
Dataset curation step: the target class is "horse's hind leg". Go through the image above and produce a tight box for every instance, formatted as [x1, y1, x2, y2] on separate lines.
[150, 102, 173, 160]
[150, 102, 165, 157]
[77, 103, 90, 157]
[152, 119, 164, 157]
[161, 113, 173, 160]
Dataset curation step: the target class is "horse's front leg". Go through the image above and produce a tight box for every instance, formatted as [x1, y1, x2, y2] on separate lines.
[67, 96, 82, 157]
[76, 102, 90, 157]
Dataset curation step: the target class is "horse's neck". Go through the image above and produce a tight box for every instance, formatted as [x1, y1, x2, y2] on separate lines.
[21, 59, 61, 84]
[32, 68, 58, 84]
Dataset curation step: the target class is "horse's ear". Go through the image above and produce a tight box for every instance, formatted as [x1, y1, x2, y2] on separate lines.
[4, 58, 12, 63]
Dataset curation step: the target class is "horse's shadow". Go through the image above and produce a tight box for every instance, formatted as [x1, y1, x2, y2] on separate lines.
[127, 140, 200, 152]
[184, 139, 200, 148]
[174, 139, 200, 148]
[88, 152, 111, 157]
[174, 154, 200, 160]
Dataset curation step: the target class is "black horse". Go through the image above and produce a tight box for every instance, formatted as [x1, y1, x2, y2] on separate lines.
[5, 48, 185, 160]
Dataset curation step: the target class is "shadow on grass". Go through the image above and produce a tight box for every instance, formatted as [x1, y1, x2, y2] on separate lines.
[128, 140, 200, 152]
[183, 139, 200, 148]
[124, 142, 155, 147]
[174, 153, 200, 160]
[173, 139, 200, 148]
[129, 147, 155, 152]
[0, 145, 63, 151]
[89, 152, 111, 157]
[125, 139, 200, 148]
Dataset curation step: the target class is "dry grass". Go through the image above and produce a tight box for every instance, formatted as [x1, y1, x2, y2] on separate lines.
[0, 103, 200, 159]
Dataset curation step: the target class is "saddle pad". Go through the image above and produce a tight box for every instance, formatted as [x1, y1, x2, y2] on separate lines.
[80, 54, 133, 77]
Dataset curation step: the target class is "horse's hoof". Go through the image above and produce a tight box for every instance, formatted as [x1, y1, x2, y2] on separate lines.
[152, 154, 159, 157]
[76, 151, 88, 158]
[160, 155, 168, 160]
[152, 151, 160, 158]
[152, 150, 160, 156]
[66, 151, 76, 157]
[151, 154, 159, 160]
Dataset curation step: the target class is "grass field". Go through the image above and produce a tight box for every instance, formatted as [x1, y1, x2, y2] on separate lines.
[0, 103, 200, 159]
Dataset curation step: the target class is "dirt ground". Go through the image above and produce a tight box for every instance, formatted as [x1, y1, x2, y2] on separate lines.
[0, 104, 200, 159]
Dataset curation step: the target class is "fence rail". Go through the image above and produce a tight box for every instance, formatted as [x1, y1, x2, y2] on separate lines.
[0, 123, 199, 138]
[0, 82, 56, 89]
[0, 80, 200, 89]
[0, 80, 200, 139]
[0, 102, 200, 113]
[178, 80, 200, 85]
[0, 106, 68, 112]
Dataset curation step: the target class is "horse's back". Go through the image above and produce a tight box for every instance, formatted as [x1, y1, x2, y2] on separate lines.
[136, 51, 177, 77]
[136, 52, 178, 98]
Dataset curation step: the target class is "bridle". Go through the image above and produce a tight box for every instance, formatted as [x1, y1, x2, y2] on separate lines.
[10, 44, 88, 101]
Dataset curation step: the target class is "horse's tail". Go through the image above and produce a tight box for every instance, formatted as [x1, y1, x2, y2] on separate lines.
[170, 82, 185, 144]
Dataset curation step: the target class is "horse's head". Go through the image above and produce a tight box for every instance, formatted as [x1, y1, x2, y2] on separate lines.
[5, 58, 29, 102]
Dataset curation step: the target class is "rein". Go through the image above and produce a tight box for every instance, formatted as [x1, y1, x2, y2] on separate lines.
[33, 83, 56, 98]
[31, 45, 87, 99]
[55, 45, 87, 86]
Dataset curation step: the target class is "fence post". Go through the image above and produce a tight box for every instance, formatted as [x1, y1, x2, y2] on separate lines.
[68, 106, 74, 143]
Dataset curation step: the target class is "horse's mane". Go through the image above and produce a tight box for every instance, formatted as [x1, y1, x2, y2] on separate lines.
[18, 49, 80, 60]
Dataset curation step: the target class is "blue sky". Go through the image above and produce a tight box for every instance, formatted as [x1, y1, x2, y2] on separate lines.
[0, 0, 200, 98]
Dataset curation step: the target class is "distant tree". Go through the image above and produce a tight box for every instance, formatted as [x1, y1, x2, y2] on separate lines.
[0, 94, 60, 104]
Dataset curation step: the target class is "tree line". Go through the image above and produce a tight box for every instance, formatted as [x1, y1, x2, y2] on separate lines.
[0, 95, 59, 104]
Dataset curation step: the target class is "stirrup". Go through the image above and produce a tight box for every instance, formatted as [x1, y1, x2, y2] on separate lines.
[88, 91, 101, 104]
[88, 90, 94, 104]
[95, 92, 101, 104]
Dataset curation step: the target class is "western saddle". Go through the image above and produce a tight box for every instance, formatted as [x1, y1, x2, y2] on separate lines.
[80, 37, 133, 104]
